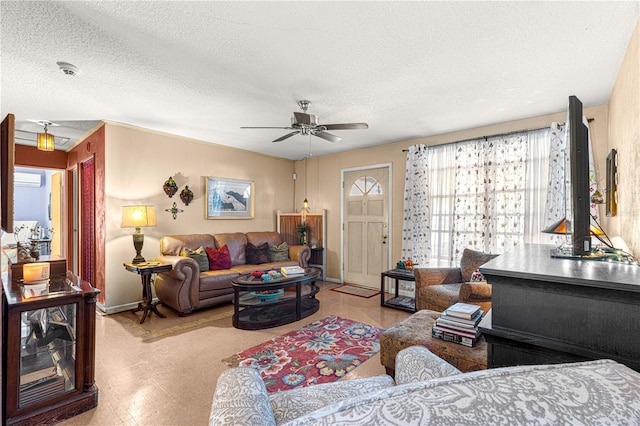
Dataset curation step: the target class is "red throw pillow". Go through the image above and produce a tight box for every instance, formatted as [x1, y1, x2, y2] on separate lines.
[205, 245, 232, 270]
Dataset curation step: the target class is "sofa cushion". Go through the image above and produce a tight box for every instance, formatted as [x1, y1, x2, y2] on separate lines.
[182, 246, 209, 272]
[269, 375, 394, 425]
[206, 245, 232, 270]
[269, 242, 290, 262]
[160, 234, 216, 256]
[214, 233, 247, 266]
[460, 248, 497, 283]
[246, 231, 283, 247]
[246, 242, 270, 264]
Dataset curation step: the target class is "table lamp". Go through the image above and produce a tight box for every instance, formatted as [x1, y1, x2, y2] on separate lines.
[23, 262, 50, 284]
[121, 206, 157, 263]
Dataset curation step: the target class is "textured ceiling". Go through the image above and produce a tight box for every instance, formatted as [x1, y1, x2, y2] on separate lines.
[1, 1, 638, 160]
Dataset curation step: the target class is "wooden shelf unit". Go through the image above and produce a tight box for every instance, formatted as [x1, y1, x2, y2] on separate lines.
[277, 210, 327, 280]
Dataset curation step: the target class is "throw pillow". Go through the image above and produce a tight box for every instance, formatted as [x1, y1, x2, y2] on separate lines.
[182, 246, 209, 272]
[246, 242, 270, 264]
[269, 242, 290, 262]
[205, 245, 232, 270]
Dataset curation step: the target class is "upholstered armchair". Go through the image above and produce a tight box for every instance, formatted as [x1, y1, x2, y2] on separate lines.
[414, 248, 497, 312]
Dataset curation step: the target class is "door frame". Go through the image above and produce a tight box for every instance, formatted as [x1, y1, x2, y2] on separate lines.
[340, 163, 393, 284]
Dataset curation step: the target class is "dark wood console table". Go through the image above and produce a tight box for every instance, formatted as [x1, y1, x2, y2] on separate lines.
[478, 244, 640, 371]
[123, 262, 172, 324]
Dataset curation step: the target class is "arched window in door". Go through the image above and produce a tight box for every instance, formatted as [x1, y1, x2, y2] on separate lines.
[349, 176, 383, 196]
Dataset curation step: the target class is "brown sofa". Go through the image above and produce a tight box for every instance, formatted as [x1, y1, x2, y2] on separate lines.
[155, 232, 311, 316]
[414, 248, 497, 313]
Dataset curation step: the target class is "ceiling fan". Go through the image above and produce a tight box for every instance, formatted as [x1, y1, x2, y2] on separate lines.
[241, 100, 368, 143]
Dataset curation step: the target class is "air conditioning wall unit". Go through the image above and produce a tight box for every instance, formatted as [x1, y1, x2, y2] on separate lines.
[15, 172, 42, 187]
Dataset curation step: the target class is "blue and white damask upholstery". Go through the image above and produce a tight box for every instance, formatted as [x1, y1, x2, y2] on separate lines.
[393, 345, 461, 384]
[210, 347, 640, 426]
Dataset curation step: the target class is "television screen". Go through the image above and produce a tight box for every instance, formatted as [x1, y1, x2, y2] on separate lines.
[567, 96, 591, 256]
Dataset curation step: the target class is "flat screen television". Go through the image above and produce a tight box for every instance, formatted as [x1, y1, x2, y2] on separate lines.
[567, 95, 591, 256]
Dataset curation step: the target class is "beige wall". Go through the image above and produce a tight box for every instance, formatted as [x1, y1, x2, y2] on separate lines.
[103, 123, 295, 312]
[298, 104, 610, 282]
[606, 18, 640, 255]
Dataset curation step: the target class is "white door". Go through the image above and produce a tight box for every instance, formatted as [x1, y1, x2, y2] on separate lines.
[343, 167, 389, 289]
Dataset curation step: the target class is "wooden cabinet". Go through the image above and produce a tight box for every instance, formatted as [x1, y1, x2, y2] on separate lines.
[277, 210, 327, 279]
[2, 274, 99, 425]
[478, 244, 640, 372]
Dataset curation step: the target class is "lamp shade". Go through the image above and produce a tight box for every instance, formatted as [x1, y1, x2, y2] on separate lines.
[542, 217, 604, 236]
[37, 132, 55, 151]
[121, 206, 157, 228]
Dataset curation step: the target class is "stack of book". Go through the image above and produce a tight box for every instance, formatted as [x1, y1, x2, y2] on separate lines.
[431, 302, 483, 347]
[281, 266, 305, 277]
[19, 353, 66, 406]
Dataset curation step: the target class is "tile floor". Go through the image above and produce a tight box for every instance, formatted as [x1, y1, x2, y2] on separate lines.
[58, 281, 411, 425]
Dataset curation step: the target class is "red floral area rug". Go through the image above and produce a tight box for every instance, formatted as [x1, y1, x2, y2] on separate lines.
[222, 316, 383, 393]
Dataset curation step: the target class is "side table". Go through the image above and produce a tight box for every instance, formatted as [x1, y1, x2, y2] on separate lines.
[123, 262, 172, 323]
[380, 269, 417, 312]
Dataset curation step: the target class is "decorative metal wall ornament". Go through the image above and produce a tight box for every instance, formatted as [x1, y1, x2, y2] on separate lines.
[180, 185, 194, 206]
[163, 176, 178, 198]
[165, 202, 184, 220]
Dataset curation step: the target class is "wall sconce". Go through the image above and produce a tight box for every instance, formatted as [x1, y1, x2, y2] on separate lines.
[37, 122, 55, 151]
[163, 176, 178, 198]
[180, 186, 194, 206]
[121, 206, 157, 263]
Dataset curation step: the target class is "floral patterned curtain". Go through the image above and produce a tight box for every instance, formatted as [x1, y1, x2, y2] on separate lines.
[544, 118, 599, 244]
[400, 144, 431, 267]
[451, 134, 528, 263]
[402, 128, 552, 268]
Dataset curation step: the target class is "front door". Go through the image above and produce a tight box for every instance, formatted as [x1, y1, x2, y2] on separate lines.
[343, 166, 390, 289]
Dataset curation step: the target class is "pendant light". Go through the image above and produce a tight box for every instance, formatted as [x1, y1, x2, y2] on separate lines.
[37, 122, 55, 151]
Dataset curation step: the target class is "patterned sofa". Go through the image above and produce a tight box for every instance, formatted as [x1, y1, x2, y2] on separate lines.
[155, 232, 310, 315]
[210, 346, 640, 425]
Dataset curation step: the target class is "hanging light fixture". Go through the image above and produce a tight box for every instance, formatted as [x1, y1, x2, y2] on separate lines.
[37, 122, 55, 151]
[301, 136, 311, 213]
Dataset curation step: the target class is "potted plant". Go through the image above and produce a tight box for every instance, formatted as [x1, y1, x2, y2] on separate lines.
[296, 222, 310, 245]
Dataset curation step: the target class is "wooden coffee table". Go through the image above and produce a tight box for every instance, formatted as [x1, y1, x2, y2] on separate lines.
[232, 267, 320, 330]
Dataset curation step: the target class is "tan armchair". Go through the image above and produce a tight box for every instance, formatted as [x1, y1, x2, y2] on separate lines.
[414, 248, 497, 313]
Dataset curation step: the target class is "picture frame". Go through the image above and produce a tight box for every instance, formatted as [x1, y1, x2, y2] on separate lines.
[205, 176, 254, 219]
[606, 148, 618, 217]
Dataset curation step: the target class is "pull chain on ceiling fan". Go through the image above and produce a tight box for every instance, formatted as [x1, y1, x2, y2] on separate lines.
[241, 100, 368, 143]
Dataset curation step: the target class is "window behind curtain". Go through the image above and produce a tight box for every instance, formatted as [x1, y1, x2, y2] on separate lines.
[427, 128, 553, 266]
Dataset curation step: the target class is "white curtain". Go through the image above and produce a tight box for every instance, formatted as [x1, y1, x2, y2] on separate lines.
[400, 144, 431, 267]
[543, 118, 599, 245]
[451, 133, 529, 263]
[403, 127, 553, 267]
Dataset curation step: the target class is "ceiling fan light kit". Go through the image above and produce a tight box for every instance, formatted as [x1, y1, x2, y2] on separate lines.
[241, 100, 368, 144]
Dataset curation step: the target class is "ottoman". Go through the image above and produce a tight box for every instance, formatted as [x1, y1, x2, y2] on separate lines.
[380, 309, 487, 376]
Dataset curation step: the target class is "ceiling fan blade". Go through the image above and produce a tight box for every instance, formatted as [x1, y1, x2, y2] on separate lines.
[273, 131, 300, 142]
[313, 131, 341, 143]
[293, 112, 312, 125]
[241, 126, 292, 129]
[321, 123, 369, 130]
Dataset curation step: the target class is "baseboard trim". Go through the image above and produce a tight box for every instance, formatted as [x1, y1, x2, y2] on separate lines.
[97, 299, 155, 315]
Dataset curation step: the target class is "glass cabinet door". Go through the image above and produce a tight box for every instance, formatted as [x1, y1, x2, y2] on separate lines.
[19, 302, 77, 408]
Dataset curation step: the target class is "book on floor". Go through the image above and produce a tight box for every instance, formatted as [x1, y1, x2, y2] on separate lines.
[444, 302, 481, 319]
